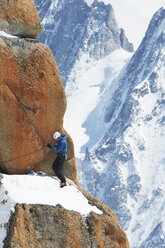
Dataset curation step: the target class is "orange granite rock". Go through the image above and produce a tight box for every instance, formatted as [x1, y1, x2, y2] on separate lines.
[0, 0, 42, 38]
[3, 199, 129, 248]
[0, 36, 77, 184]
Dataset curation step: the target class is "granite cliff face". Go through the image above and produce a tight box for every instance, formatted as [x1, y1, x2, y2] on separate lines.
[3, 191, 129, 248]
[0, 0, 77, 184]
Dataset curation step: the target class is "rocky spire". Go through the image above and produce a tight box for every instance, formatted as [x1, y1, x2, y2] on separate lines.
[119, 28, 134, 52]
[85, 147, 91, 161]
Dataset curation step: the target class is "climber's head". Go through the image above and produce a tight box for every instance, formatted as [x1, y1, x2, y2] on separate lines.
[53, 131, 61, 140]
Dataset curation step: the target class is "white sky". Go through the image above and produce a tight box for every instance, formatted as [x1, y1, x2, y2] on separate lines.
[85, 0, 165, 49]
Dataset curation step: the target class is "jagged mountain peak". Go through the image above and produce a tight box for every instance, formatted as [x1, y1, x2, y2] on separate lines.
[120, 28, 134, 52]
[91, 0, 111, 8]
[137, 7, 165, 54]
[123, 7, 165, 90]
[34, 0, 134, 85]
[145, 7, 165, 38]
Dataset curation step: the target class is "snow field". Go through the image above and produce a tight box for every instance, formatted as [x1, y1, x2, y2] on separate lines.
[64, 49, 132, 156]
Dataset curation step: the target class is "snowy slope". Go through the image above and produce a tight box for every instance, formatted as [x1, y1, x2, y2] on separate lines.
[77, 7, 165, 248]
[0, 173, 102, 248]
[64, 48, 132, 156]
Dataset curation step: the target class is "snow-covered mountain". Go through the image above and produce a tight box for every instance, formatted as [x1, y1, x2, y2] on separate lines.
[34, 0, 133, 86]
[77, 7, 165, 248]
[85, 0, 165, 49]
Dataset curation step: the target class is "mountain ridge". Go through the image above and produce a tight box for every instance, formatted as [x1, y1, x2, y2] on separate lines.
[34, 0, 133, 86]
[77, 7, 165, 247]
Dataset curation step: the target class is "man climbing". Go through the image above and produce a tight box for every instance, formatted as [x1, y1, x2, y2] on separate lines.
[47, 131, 67, 188]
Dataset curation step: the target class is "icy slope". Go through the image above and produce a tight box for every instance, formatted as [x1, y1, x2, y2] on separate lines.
[0, 173, 102, 248]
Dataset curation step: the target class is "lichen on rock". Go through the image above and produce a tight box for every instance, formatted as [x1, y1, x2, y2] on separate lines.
[0, 0, 42, 38]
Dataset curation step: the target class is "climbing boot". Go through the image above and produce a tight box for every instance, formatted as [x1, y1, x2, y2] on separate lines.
[60, 182, 67, 188]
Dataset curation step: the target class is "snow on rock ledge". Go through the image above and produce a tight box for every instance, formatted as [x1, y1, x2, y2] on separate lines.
[0, 173, 130, 248]
[2, 173, 102, 215]
[0, 31, 18, 39]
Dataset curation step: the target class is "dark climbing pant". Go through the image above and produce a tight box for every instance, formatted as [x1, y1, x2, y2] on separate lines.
[52, 156, 66, 183]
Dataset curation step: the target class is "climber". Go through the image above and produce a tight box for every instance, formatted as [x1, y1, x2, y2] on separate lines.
[47, 131, 67, 188]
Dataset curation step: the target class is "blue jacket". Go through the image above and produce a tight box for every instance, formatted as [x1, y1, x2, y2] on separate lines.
[49, 135, 67, 155]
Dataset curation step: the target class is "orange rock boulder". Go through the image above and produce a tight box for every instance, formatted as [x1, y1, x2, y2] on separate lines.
[0, 0, 42, 38]
[0, 36, 77, 184]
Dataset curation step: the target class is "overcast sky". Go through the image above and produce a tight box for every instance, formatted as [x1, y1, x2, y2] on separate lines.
[85, 0, 165, 49]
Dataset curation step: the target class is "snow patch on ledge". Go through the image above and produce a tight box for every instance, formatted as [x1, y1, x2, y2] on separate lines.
[0, 31, 18, 39]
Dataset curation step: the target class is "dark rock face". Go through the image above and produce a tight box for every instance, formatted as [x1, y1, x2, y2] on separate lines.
[119, 28, 134, 52]
[34, 0, 134, 85]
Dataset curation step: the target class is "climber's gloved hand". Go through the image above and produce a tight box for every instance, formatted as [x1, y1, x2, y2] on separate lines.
[47, 144, 51, 148]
